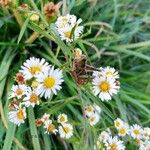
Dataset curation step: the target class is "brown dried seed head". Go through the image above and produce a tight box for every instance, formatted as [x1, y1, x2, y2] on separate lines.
[18, 3, 29, 11]
[15, 72, 26, 84]
[35, 118, 43, 127]
[44, 2, 59, 17]
[9, 98, 19, 110]
[0, 0, 11, 7]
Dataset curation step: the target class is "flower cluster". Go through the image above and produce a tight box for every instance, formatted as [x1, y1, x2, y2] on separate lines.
[114, 118, 150, 150]
[84, 104, 101, 126]
[8, 57, 64, 126]
[35, 113, 73, 139]
[95, 118, 150, 150]
[55, 14, 84, 42]
[92, 66, 120, 101]
[96, 128, 125, 150]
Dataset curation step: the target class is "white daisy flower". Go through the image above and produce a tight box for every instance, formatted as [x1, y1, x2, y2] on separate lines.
[21, 57, 49, 80]
[55, 14, 83, 42]
[10, 84, 27, 99]
[139, 140, 150, 150]
[92, 76, 120, 101]
[118, 123, 129, 137]
[88, 113, 100, 126]
[44, 120, 57, 134]
[74, 48, 82, 57]
[105, 136, 125, 150]
[143, 127, 150, 139]
[8, 106, 26, 126]
[114, 118, 124, 129]
[130, 124, 143, 139]
[55, 14, 82, 29]
[57, 113, 68, 124]
[93, 67, 103, 78]
[41, 113, 50, 123]
[98, 130, 110, 143]
[85, 105, 94, 117]
[23, 87, 40, 107]
[101, 66, 119, 79]
[58, 123, 73, 139]
[93, 104, 101, 115]
[36, 66, 64, 99]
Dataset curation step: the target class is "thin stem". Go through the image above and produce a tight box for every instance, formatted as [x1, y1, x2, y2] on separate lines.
[28, 106, 41, 150]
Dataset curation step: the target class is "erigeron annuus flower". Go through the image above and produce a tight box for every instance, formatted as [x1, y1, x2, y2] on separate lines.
[105, 136, 125, 150]
[92, 76, 120, 101]
[44, 120, 57, 134]
[55, 14, 83, 42]
[21, 57, 49, 80]
[114, 118, 124, 129]
[101, 67, 119, 79]
[118, 124, 129, 137]
[57, 113, 68, 124]
[30, 12, 39, 21]
[58, 123, 73, 139]
[93, 104, 101, 115]
[85, 105, 94, 117]
[93, 67, 103, 78]
[8, 106, 26, 126]
[41, 113, 50, 123]
[74, 48, 82, 57]
[130, 124, 143, 139]
[89, 113, 100, 126]
[143, 127, 150, 139]
[10, 84, 27, 99]
[98, 130, 110, 143]
[55, 14, 82, 29]
[36, 66, 64, 99]
[139, 140, 150, 150]
[23, 87, 40, 107]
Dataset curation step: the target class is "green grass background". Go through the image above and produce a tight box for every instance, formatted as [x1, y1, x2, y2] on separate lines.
[0, 0, 150, 149]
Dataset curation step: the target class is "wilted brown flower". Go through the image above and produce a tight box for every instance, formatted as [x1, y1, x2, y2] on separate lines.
[44, 2, 60, 17]
[0, 0, 11, 7]
[18, 3, 29, 11]
[9, 98, 19, 110]
[15, 72, 26, 84]
[35, 118, 43, 127]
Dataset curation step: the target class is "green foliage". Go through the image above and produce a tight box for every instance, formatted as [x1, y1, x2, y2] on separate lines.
[0, 0, 150, 149]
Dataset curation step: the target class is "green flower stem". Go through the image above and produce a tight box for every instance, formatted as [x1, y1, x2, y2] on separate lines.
[3, 123, 16, 150]
[28, 106, 41, 150]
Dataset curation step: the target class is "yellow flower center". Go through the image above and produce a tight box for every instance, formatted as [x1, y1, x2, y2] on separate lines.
[99, 81, 110, 92]
[85, 106, 92, 112]
[63, 126, 70, 134]
[109, 143, 117, 150]
[115, 121, 120, 127]
[17, 109, 24, 120]
[106, 71, 113, 76]
[30, 93, 38, 103]
[16, 89, 23, 96]
[60, 116, 65, 122]
[64, 31, 71, 38]
[31, 80, 39, 89]
[30, 66, 41, 75]
[75, 49, 82, 56]
[48, 124, 55, 133]
[133, 129, 140, 135]
[90, 117, 95, 122]
[119, 127, 126, 135]
[43, 77, 55, 88]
